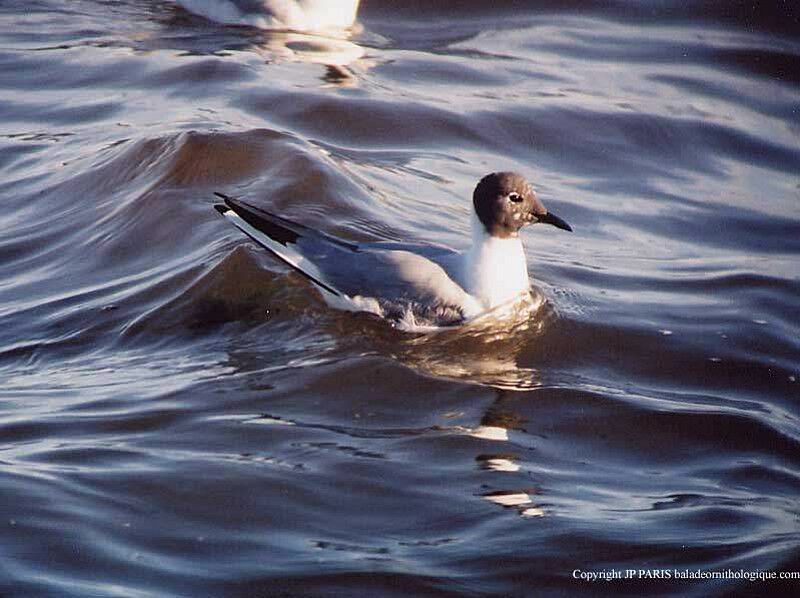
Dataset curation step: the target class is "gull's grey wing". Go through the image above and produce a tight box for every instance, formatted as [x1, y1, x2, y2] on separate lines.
[361, 240, 461, 274]
[214, 194, 470, 310]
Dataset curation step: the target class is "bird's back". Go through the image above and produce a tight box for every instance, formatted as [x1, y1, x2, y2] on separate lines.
[215, 195, 482, 325]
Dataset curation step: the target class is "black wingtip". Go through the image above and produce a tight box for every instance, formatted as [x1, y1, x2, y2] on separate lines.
[214, 191, 241, 216]
[215, 191, 251, 215]
[212, 192, 302, 246]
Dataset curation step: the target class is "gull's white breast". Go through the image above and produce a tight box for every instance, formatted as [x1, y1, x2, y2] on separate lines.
[458, 214, 531, 309]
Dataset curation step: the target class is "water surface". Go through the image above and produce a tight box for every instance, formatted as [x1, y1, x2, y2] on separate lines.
[1, 1, 799, 595]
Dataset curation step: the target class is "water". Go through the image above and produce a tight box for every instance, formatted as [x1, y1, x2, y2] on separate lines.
[1, 1, 799, 595]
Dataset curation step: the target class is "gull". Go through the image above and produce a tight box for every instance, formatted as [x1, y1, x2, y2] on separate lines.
[176, 0, 361, 31]
[214, 172, 572, 328]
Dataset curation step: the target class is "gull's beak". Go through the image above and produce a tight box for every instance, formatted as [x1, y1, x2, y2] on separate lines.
[538, 211, 572, 232]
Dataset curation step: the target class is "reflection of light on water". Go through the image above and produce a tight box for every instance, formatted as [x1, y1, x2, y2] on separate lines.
[479, 457, 520, 472]
[253, 31, 365, 68]
[483, 491, 531, 507]
[408, 355, 540, 392]
[1, 347, 233, 401]
[245, 415, 296, 426]
[467, 426, 509, 441]
[392, 290, 550, 391]
[482, 491, 545, 518]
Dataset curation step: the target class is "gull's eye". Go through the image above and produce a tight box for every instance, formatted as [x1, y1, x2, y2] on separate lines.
[508, 192, 523, 203]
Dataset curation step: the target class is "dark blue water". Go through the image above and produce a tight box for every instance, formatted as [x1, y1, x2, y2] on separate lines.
[1, 1, 799, 595]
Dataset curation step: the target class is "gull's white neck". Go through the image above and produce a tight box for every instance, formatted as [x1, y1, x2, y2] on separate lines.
[460, 212, 530, 309]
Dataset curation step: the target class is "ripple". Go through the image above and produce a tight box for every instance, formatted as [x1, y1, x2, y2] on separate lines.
[1, 2, 799, 595]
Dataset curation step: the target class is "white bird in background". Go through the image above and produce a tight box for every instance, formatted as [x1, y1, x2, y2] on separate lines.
[176, 0, 361, 31]
[214, 173, 572, 329]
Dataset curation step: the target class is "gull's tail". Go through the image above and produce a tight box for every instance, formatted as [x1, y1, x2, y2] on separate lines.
[213, 192, 353, 297]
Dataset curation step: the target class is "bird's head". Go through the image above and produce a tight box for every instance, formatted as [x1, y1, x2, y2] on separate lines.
[473, 172, 572, 238]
